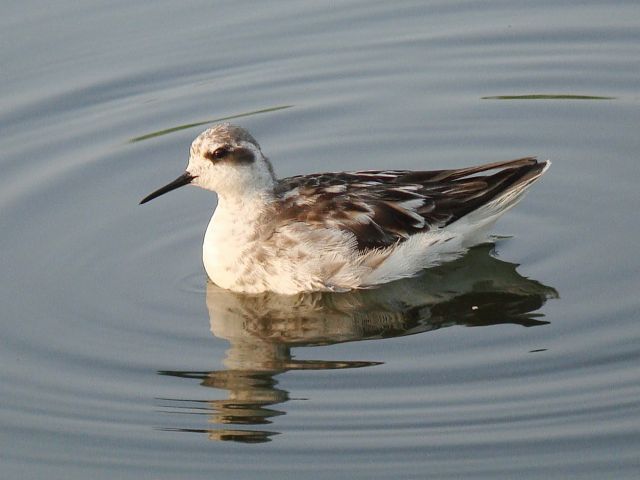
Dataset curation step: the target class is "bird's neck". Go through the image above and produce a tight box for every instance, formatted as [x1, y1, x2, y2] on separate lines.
[212, 188, 275, 238]
[203, 187, 275, 288]
[218, 184, 274, 211]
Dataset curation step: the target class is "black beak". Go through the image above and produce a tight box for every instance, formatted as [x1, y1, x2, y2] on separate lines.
[140, 172, 195, 204]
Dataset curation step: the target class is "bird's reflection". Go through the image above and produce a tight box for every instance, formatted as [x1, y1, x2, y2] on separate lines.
[158, 244, 557, 442]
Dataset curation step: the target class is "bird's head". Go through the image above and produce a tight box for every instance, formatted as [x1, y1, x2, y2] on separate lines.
[140, 123, 275, 205]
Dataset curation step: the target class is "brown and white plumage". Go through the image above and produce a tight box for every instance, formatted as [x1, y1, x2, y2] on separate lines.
[274, 157, 547, 250]
[141, 123, 550, 294]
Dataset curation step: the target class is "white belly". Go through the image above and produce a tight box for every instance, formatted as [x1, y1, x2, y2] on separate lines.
[201, 208, 358, 294]
[201, 200, 493, 294]
[202, 213, 256, 292]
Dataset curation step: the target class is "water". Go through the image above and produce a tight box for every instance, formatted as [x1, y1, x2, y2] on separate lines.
[2, 1, 639, 478]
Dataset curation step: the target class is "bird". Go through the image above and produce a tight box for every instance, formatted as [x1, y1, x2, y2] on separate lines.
[140, 123, 550, 295]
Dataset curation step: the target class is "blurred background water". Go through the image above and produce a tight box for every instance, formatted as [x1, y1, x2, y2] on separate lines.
[1, 1, 639, 478]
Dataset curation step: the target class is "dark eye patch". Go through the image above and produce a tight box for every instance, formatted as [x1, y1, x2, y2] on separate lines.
[203, 146, 255, 164]
[204, 146, 230, 161]
[232, 147, 255, 164]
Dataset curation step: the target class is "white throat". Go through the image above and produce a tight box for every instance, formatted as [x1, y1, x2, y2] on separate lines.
[202, 189, 273, 290]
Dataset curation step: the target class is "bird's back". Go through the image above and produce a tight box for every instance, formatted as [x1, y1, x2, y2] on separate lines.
[273, 157, 550, 252]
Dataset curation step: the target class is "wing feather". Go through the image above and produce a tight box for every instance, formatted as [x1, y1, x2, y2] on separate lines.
[274, 157, 547, 250]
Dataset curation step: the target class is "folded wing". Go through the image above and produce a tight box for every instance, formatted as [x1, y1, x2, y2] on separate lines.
[275, 157, 548, 250]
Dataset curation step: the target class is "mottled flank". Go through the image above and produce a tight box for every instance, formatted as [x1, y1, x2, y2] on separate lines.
[274, 158, 546, 250]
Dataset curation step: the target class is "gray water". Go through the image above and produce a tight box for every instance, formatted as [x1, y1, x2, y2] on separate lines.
[2, 1, 639, 478]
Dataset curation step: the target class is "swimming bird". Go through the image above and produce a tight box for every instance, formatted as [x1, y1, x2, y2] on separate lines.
[141, 123, 550, 295]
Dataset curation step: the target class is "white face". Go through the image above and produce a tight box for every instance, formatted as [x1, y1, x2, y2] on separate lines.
[185, 127, 275, 197]
[140, 124, 276, 205]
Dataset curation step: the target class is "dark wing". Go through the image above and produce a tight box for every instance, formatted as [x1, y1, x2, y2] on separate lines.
[274, 157, 547, 250]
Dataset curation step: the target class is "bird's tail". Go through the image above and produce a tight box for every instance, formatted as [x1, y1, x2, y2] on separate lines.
[447, 158, 551, 246]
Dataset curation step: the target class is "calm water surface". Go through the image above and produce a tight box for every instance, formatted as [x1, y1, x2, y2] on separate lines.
[2, 1, 639, 478]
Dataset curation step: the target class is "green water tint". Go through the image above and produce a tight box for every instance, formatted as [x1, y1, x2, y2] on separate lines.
[482, 94, 614, 100]
[129, 105, 293, 142]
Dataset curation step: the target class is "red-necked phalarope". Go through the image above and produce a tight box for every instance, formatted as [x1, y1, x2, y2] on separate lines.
[141, 123, 550, 294]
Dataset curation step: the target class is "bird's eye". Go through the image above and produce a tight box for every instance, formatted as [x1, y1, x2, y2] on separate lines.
[214, 147, 229, 158]
[205, 146, 230, 161]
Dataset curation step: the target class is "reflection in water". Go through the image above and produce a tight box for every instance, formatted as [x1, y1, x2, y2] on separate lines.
[159, 244, 557, 442]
